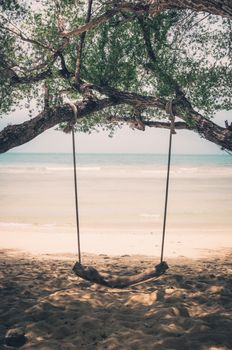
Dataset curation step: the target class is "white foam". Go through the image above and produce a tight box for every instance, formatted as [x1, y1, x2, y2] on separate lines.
[78, 167, 101, 171]
[0, 222, 32, 228]
[178, 167, 198, 173]
[46, 167, 72, 171]
[0, 165, 103, 174]
[0, 166, 50, 174]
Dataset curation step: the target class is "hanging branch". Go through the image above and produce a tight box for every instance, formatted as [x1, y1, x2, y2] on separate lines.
[74, 0, 94, 85]
[61, 8, 119, 38]
[106, 115, 189, 131]
[44, 82, 50, 111]
[0, 22, 52, 51]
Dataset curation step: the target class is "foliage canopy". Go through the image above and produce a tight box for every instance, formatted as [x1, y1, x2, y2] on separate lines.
[0, 0, 232, 152]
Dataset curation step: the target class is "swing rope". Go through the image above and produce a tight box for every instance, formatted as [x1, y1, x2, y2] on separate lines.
[72, 127, 81, 264]
[70, 0, 93, 264]
[160, 111, 176, 263]
[71, 110, 176, 266]
[70, 112, 175, 288]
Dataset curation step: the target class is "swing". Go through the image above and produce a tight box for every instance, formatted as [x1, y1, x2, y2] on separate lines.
[70, 112, 175, 289]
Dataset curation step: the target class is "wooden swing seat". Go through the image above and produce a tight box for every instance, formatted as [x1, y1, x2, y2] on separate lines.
[73, 261, 168, 288]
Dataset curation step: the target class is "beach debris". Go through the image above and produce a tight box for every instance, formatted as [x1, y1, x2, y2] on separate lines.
[4, 328, 27, 348]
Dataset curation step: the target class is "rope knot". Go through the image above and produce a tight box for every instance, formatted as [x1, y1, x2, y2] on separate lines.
[62, 102, 78, 134]
[165, 99, 176, 135]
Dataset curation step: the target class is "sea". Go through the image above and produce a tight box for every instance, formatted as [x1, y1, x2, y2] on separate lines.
[0, 153, 231, 255]
[0, 152, 232, 168]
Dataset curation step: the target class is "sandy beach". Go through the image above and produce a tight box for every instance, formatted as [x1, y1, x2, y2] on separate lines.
[1, 154, 231, 349]
[0, 247, 232, 350]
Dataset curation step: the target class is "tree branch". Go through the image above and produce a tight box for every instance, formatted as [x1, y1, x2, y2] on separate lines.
[0, 97, 117, 153]
[60, 0, 232, 39]
[107, 115, 189, 130]
[0, 22, 52, 51]
[58, 53, 71, 78]
[149, 0, 232, 18]
[8, 56, 69, 85]
[137, 16, 157, 63]
[0, 20, 64, 75]
[0, 24, 69, 81]
[1, 83, 232, 153]
[10, 68, 53, 84]
[90, 83, 167, 109]
[74, 0, 93, 85]
[61, 8, 119, 38]
[91, 83, 232, 151]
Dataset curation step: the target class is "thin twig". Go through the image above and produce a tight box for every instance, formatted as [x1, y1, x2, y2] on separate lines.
[0, 12, 53, 51]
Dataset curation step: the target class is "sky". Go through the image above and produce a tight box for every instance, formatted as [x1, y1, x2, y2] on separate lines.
[1, 109, 231, 154]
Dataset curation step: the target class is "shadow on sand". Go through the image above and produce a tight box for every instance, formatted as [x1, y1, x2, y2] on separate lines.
[0, 250, 232, 349]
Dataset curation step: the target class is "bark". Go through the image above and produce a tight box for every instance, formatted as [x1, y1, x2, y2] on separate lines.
[94, 84, 232, 152]
[92, 83, 167, 109]
[61, 0, 232, 39]
[0, 98, 116, 153]
[145, 0, 232, 18]
[61, 9, 119, 38]
[173, 95, 232, 151]
[72, 261, 169, 288]
[1, 86, 232, 153]
[107, 115, 189, 130]
[183, 110, 232, 152]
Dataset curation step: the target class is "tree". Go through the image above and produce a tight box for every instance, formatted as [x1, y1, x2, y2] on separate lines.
[0, 0, 232, 153]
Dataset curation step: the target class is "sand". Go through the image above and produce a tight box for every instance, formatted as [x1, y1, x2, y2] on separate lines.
[1, 228, 232, 259]
[1, 247, 232, 350]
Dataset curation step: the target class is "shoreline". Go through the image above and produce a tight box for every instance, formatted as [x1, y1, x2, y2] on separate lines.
[0, 228, 231, 259]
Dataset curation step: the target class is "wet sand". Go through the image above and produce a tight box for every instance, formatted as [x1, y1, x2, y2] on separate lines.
[1, 248, 232, 350]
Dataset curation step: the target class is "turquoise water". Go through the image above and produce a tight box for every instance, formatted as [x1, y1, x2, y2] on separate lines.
[0, 152, 231, 233]
[0, 153, 231, 167]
